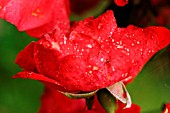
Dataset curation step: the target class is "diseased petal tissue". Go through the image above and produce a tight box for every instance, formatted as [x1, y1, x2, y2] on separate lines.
[0, 0, 70, 37]
[14, 10, 170, 92]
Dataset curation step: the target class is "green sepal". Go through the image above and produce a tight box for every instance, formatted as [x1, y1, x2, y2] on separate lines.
[97, 89, 116, 113]
[61, 90, 98, 99]
[86, 96, 95, 110]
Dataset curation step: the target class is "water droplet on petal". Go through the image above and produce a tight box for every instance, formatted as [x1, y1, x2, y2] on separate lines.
[87, 44, 93, 48]
[137, 41, 140, 44]
[117, 45, 124, 48]
[98, 23, 102, 29]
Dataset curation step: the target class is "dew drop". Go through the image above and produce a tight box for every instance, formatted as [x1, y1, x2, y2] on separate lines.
[132, 43, 134, 46]
[117, 45, 123, 49]
[100, 58, 104, 62]
[89, 71, 92, 74]
[98, 23, 102, 29]
[121, 73, 125, 77]
[87, 65, 92, 68]
[131, 59, 135, 63]
[137, 41, 140, 44]
[87, 44, 93, 48]
[112, 67, 115, 71]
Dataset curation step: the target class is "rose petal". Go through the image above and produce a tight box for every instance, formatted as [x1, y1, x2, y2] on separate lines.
[115, 101, 141, 113]
[110, 25, 170, 84]
[0, 0, 70, 37]
[13, 71, 57, 84]
[15, 42, 36, 71]
[39, 87, 106, 113]
[70, 10, 117, 43]
[34, 37, 61, 81]
[39, 87, 86, 113]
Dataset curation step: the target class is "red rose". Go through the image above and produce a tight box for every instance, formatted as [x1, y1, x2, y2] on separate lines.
[13, 10, 170, 92]
[0, 0, 70, 37]
[38, 87, 106, 113]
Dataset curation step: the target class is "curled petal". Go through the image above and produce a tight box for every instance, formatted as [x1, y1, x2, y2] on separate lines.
[13, 71, 58, 84]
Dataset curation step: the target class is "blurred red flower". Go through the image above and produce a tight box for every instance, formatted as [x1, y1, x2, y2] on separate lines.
[13, 10, 170, 92]
[162, 103, 170, 113]
[0, 0, 70, 37]
[114, 0, 128, 6]
[38, 87, 106, 113]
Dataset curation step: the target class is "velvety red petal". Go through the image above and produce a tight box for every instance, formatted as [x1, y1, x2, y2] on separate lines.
[0, 0, 70, 37]
[114, 0, 128, 6]
[110, 25, 170, 84]
[70, 10, 117, 43]
[38, 87, 86, 113]
[34, 38, 61, 81]
[15, 42, 36, 71]
[39, 87, 106, 113]
[115, 101, 141, 113]
[13, 71, 58, 84]
[57, 32, 112, 91]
